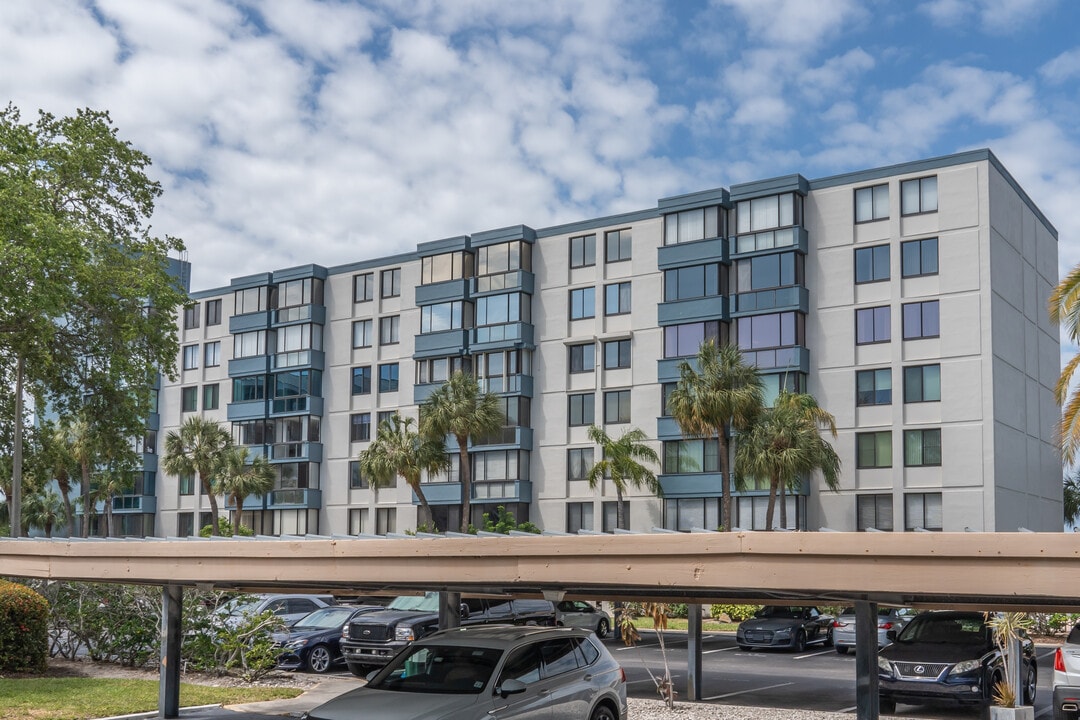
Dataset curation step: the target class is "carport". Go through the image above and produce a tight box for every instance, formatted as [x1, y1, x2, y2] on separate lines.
[2, 529, 1077, 720]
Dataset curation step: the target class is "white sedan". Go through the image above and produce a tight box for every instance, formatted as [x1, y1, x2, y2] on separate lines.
[556, 601, 612, 638]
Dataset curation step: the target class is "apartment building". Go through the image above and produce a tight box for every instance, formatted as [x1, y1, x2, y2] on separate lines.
[145, 148, 1062, 539]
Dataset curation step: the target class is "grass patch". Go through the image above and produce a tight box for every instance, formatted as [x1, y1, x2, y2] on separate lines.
[0, 677, 302, 720]
[627, 617, 737, 632]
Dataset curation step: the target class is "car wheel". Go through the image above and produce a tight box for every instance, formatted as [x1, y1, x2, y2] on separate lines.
[836, 646, 848, 654]
[793, 630, 807, 652]
[879, 696, 896, 714]
[738, 644, 750, 651]
[589, 703, 617, 720]
[1023, 663, 1037, 704]
[306, 644, 333, 674]
[347, 662, 371, 678]
[596, 618, 610, 638]
[824, 627, 834, 647]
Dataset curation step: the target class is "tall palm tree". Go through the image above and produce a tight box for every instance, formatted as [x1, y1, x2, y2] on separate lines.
[359, 414, 449, 531]
[1051, 267, 1080, 463]
[92, 466, 134, 538]
[734, 390, 841, 531]
[667, 340, 764, 532]
[214, 445, 275, 535]
[1065, 472, 1080, 528]
[58, 415, 99, 538]
[420, 371, 505, 533]
[162, 417, 232, 536]
[584, 426, 661, 530]
[47, 423, 78, 537]
[23, 487, 65, 538]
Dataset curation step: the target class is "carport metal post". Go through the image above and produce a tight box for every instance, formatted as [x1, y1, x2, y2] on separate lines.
[854, 600, 880, 720]
[687, 603, 702, 700]
[439, 591, 461, 630]
[159, 585, 183, 719]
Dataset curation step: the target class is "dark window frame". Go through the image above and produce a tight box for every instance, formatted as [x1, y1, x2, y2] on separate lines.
[854, 244, 890, 284]
[855, 306, 891, 345]
[856, 368, 891, 406]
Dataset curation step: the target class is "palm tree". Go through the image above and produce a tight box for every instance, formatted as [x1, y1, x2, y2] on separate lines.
[734, 390, 841, 531]
[359, 415, 449, 531]
[214, 446, 275, 535]
[57, 415, 99, 538]
[92, 466, 134, 538]
[1050, 266, 1080, 462]
[47, 423, 78, 537]
[584, 426, 660, 530]
[1065, 472, 1080, 528]
[23, 487, 65, 538]
[420, 371, 505, 533]
[162, 417, 232, 536]
[667, 340, 764, 531]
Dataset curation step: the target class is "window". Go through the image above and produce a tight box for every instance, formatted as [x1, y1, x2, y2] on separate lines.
[904, 364, 941, 403]
[205, 299, 222, 326]
[378, 363, 399, 392]
[605, 229, 631, 263]
[856, 368, 891, 406]
[855, 184, 889, 223]
[181, 387, 198, 413]
[855, 306, 890, 345]
[602, 501, 630, 533]
[276, 323, 322, 353]
[904, 428, 941, 467]
[352, 366, 372, 395]
[857, 494, 893, 531]
[568, 343, 595, 374]
[379, 316, 399, 345]
[476, 293, 527, 326]
[664, 206, 722, 245]
[202, 384, 219, 411]
[662, 439, 719, 474]
[736, 193, 798, 234]
[420, 300, 466, 333]
[416, 355, 468, 384]
[854, 245, 890, 284]
[664, 263, 723, 301]
[663, 320, 723, 358]
[856, 431, 892, 468]
[177, 512, 194, 536]
[569, 287, 595, 320]
[736, 311, 802, 350]
[567, 448, 593, 482]
[421, 251, 471, 284]
[902, 300, 939, 339]
[905, 492, 942, 531]
[604, 282, 631, 316]
[603, 390, 631, 424]
[183, 304, 200, 329]
[377, 410, 396, 429]
[350, 413, 371, 442]
[734, 252, 802, 293]
[352, 319, 373, 348]
[568, 393, 595, 426]
[178, 473, 195, 496]
[569, 234, 595, 268]
[182, 345, 199, 370]
[234, 330, 266, 358]
[233, 376, 265, 402]
[901, 176, 937, 215]
[354, 273, 374, 302]
[275, 369, 320, 397]
[476, 241, 530, 276]
[567, 502, 594, 533]
[381, 268, 401, 298]
[204, 341, 221, 367]
[350, 463, 370, 490]
[234, 286, 269, 315]
[603, 339, 630, 369]
[278, 278, 322, 308]
[901, 237, 939, 277]
[661, 382, 677, 416]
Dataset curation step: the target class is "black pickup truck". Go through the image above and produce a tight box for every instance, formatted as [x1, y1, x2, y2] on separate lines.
[339, 592, 555, 676]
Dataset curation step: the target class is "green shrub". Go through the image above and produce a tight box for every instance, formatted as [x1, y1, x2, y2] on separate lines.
[666, 603, 688, 618]
[710, 604, 761, 622]
[0, 579, 49, 673]
[182, 592, 285, 681]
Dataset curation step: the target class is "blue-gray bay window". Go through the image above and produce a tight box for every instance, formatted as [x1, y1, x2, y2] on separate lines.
[663, 320, 724, 358]
[664, 206, 723, 245]
[421, 250, 473, 285]
[662, 439, 719, 474]
[476, 293, 528, 326]
[420, 300, 469, 333]
[734, 252, 802, 292]
[664, 263, 723, 301]
[736, 311, 803, 351]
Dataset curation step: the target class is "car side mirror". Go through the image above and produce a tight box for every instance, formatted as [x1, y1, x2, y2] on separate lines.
[886, 629, 897, 641]
[460, 603, 470, 619]
[499, 678, 527, 698]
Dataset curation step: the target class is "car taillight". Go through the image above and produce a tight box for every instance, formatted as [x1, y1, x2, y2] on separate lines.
[832, 620, 840, 628]
[618, 667, 626, 683]
[879, 622, 894, 630]
[1056, 648, 1066, 672]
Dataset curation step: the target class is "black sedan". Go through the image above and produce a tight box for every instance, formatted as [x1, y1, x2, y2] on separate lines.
[877, 610, 1037, 713]
[736, 606, 834, 652]
[275, 605, 381, 673]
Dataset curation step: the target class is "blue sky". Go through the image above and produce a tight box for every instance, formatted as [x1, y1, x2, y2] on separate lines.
[1, 0, 1078, 291]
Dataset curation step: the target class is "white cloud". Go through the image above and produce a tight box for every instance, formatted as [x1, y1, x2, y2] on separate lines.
[917, 0, 1058, 33]
[1040, 47, 1080, 84]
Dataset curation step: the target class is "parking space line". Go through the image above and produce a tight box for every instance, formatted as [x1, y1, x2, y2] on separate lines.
[703, 646, 737, 654]
[704, 681, 794, 701]
[794, 648, 834, 660]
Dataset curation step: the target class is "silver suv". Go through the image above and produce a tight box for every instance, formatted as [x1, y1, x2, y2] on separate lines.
[1053, 621, 1080, 720]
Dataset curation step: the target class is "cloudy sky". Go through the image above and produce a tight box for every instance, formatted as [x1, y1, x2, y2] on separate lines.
[1, 0, 1078, 292]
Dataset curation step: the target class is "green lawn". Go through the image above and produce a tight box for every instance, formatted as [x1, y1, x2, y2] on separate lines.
[627, 617, 738, 632]
[0, 677, 302, 720]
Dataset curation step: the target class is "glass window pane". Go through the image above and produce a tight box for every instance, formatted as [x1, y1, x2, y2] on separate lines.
[855, 187, 872, 222]
[921, 176, 938, 212]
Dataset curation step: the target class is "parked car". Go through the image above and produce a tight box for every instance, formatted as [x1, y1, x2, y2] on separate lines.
[274, 605, 382, 673]
[556, 600, 612, 638]
[301, 625, 627, 720]
[736, 606, 834, 651]
[340, 592, 556, 676]
[1052, 620, 1080, 720]
[218, 593, 337, 628]
[832, 606, 914, 654]
[878, 610, 1037, 713]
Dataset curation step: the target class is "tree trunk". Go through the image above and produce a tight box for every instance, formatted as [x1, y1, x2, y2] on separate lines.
[765, 473, 780, 531]
[11, 355, 24, 537]
[80, 462, 92, 538]
[718, 429, 731, 531]
[779, 479, 788, 529]
[413, 482, 434, 530]
[201, 473, 221, 536]
[102, 498, 112, 538]
[57, 473, 75, 538]
[457, 438, 471, 533]
[616, 487, 625, 530]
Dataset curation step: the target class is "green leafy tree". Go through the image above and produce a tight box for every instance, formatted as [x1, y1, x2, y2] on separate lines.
[214, 445, 275, 535]
[734, 390, 841, 530]
[420, 371, 505, 533]
[0, 105, 186, 536]
[584, 426, 661, 530]
[480, 505, 540, 534]
[163, 417, 232, 536]
[1065, 472, 1080, 528]
[667, 340, 764, 531]
[41, 420, 77, 537]
[92, 462, 136, 538]
[359, 414, 448, 530]
[23, 487, 66, 538]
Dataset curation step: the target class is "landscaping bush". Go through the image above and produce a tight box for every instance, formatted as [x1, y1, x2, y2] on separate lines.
[0, 579, 49, 673]
[182, 592, 286, 681]
[666, 603, 688, 618]
[710, 604, 761, 622]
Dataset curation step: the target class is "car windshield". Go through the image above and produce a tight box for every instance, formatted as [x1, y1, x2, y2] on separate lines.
[291, 607, 356, 630]
[897, 615, 987, 644]
[387, 593, 441, 612]
[757, 606, 804, 619]
[367, 644, 502, 695]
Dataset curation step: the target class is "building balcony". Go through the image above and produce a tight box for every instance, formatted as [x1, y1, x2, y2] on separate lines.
[471, 270, 535, 295]
[273, 304, 326, 326]
[472, 479, 533, 503]
[472, 322, 534, 350]
[414, 329, 470, 358]
[729, 286, 809, 316]
[657, 296, 728, 325]
[270, 395, 324, 416]
[141, 453, 158, 472]
[228, 355, 271, 377]
[479, 374, 533, 397]
[111, 495, 157, 514]
[272, 349, 324, 371]
[473, 427, 533, 450]
[267, 488, 322, 510]
[146, 412, 160, 432]
[742, 345, 809, 373]
[415, 278, 470, 305]
[269, 442, 323, 463]
[656, 236, 728, 268]
[656, 416, 684, 440]
[418, 482, 462, 505]
[729, 226, 808, 257]
[229, 311, 271, 333]
[227, 399, 269, 421]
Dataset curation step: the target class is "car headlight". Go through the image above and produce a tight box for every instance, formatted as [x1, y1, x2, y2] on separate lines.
[774, 628, 792, 637]
[949, 659, 981, 675]
[394, 627, 415, 642]
[878, 657, 893, 674]
[284, 638, 309, 650]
